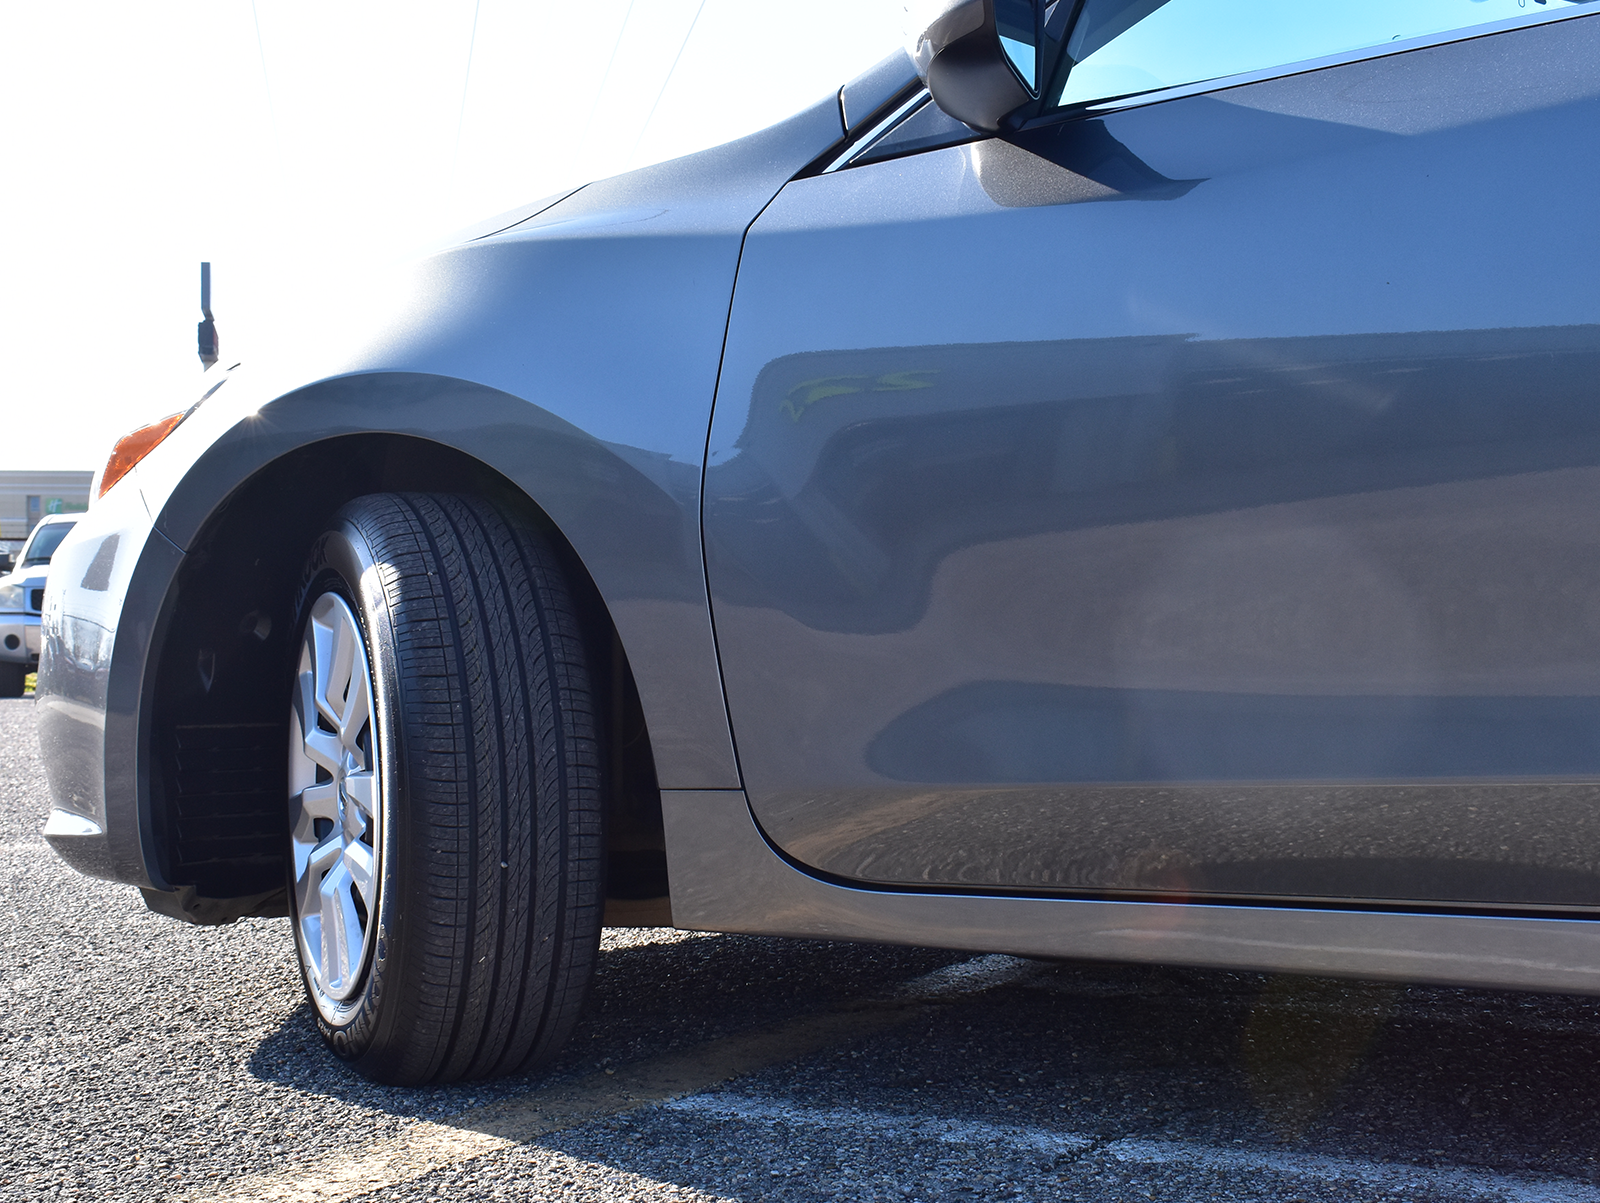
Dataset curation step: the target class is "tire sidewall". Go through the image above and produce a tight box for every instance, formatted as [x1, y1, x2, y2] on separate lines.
[289, 516, 410, 1064]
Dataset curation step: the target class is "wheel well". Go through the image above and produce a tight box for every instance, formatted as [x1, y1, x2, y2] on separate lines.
[146, 433, 666, 920]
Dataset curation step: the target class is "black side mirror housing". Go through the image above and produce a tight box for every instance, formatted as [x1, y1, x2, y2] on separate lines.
[915, 0, 1040, 133]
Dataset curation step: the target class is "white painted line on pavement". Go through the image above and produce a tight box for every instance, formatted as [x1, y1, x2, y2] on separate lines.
[663, 1094, 1094, 1157]
[664, 1094, 1600, 1203]
[900, 953, 1049, 998]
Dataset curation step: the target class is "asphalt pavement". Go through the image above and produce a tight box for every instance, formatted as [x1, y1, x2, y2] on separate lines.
[4, 695, 1600, 1202]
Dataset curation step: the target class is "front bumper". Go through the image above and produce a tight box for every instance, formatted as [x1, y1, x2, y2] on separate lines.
[0, 612, 39, 664]
[35, 473, 181, 889]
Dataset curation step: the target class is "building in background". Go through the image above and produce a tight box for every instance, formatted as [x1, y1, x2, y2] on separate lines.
[0, 471, 93, 548]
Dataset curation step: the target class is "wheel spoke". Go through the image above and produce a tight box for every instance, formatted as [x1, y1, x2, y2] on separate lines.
[291, 665, 315, 742]
[320, 862, 366, 991]
[299, 781, 339, 822]
[296, 841, 329, 922]
[311, 613, 341, 730]
[298, 914, 324, 977]
[339, 661, 369, 755]
[288, 668, 319, 795]
[302, 835, 343, 926]
[302, 727, 342, 776]
[289, 787, 331, 878]
[307, 830, 342, 875]
[324, 614, 356, 731]
[342, 770, 375, 821]
[344, 840, 376, 902]
[318, 865, 349, 989]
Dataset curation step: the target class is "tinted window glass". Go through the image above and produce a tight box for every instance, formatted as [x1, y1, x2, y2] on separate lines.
[21, 522, 74, 567]
[1053, 0, 1595, 108]
[996, 0, 1041, 90]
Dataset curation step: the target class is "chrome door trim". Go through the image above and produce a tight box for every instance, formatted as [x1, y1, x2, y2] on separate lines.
[662, 789, 1600, 995]
[822, 89, 933, 174]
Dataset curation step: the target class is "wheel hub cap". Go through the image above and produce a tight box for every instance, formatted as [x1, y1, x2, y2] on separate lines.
[289, 592, 382, 1004]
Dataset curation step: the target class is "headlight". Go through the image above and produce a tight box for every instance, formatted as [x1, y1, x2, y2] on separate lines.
[0, 582, 21, 611]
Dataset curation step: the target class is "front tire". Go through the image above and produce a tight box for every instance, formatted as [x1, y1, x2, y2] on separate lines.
[0, 663, 24, 698]
[288, 493, 604, 1085]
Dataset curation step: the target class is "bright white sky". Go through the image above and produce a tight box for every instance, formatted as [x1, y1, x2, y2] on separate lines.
[0, 1, 921, 471]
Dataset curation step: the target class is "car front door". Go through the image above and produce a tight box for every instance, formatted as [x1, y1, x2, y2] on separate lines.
[703, 5, 1600, 910]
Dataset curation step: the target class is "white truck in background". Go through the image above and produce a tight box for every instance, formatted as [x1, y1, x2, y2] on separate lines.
[0, 514, 78, 696]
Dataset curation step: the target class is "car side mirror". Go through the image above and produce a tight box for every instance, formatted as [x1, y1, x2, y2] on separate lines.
[913, 0, 1040, 133]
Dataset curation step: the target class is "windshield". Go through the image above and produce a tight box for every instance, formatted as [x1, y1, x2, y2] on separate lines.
[20, 522, 75, 568]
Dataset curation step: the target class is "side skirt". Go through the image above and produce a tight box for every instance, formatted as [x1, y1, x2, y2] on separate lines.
[662, 789, 1600, 995]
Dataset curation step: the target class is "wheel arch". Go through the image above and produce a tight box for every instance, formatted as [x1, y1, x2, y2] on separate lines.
[141, 382, 693, 923]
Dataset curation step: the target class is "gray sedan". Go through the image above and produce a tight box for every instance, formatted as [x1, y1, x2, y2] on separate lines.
[34, 0, 1600, 1084]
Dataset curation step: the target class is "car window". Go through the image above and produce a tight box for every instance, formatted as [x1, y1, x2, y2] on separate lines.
[20, 522, 74, 568]
[1051, 0, 1596, 108]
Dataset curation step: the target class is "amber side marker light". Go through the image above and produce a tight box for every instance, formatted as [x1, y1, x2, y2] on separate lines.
[98, 413, 186, 499]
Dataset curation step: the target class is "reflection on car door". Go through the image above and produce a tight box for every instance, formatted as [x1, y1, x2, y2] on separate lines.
[703, 17, 1600, 911]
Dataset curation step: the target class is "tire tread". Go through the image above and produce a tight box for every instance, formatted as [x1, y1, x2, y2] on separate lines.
[303, 492, 602, 1085]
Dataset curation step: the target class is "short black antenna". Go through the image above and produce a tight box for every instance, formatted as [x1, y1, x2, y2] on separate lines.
[197, 261, 219, 368]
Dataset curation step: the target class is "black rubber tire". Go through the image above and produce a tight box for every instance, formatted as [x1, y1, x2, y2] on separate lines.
[290, 492, 604, 1085]
[0, 663, 24, 698]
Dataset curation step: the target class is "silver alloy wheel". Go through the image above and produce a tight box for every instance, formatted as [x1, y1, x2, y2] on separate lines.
[289, 591, 382, 1007]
